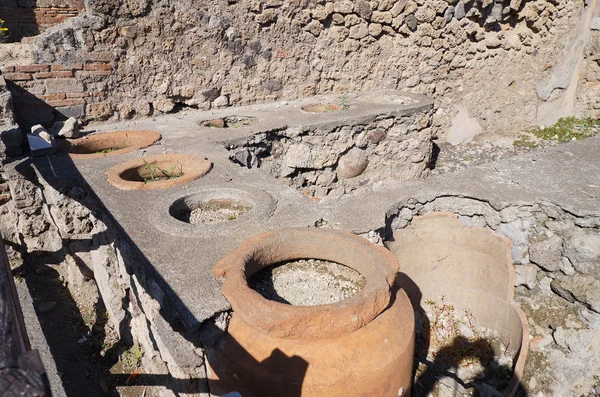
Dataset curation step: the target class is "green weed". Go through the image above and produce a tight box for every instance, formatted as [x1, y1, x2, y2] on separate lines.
[140, 160, 183, 183]
[530, 117, 600, 142]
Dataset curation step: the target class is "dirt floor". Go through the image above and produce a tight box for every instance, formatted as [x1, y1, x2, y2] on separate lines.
[11, 252, 149, 397]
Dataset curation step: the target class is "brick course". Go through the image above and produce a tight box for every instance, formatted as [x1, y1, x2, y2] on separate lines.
[1, 58, 111, 126]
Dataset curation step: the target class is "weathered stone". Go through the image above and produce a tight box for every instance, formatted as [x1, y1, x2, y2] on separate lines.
[304, 20, 323, 36]
[510, 0, 523, 11]
[349, 23, 369, 39]
[391, 0, 408, 17]
[135, 100, 152, 116]
[415, 6, 436, 23]
[497, 218, 532, 264]
[87, 102, 112, 120]
[332, 13, 345, 24]
[444, 5, 455, 22]
[485, 34, 502, 49]
[355, 0, 372, 19]
[514, 264, 537, 289]
[45, 78, 84, 94]
[213, 95, 229, 108]
[153, 98, 176, 113]
[529, 234, 563, 272]
[311, 3, 333, 21]
[454, 1, 466, 19]
[551, 274, 600, 313]
[284, 143, 313, 169]
[333, 0, 354, 14]
[368, 23, 383, 37]
[371, 11, 393, 24]
[564, 228, 600, 277]
[119, 25, 137, 38]
[255, 9, 276, 24]
[57, 105, 85, 121]
[53, 117, 81, 139]
[559, 257, 576, 276]
[405, 15, 418, 30]
[126, 0, 149, 16]
[336, 148, 368, 179]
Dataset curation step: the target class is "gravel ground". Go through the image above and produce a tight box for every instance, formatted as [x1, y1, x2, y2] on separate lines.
[249, 259, 366, 306]
[187, 201, 251, 224]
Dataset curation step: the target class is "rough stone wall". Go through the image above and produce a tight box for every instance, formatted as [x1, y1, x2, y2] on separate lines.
[388, 196, 600, 396]
[0, 0, 580, 136]
[575, 22, 600, 118]
[229, 110, 434, 199]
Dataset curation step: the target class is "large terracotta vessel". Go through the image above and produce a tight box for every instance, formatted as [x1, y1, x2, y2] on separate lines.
[207, 228, 415, 397]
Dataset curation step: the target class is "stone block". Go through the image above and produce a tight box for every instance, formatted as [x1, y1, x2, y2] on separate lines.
[551, 274, 600, 313]
[529, 234, 563, 272]
[45, 78, 85, 94]
[55, 104, 85, 120]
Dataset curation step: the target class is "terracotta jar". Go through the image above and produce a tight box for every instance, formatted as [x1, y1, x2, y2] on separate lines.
[207, 228, 415, 397]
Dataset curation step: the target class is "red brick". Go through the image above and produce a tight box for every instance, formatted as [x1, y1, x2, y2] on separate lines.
[42, 93, 67, 101]
[84, 63, 112, 71]
[33, 72, 53, 79]
[66, 92, 89, 98]
[51, 71, 74, 78]
[3, 73, 32, 81]
[1, 66, 15, 73]
[47, 98, 85, 107]
[16, 64, 49, 73]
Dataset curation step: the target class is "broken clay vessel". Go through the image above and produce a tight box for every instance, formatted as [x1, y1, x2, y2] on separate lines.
[208, 228, 415, 397]
[387, 213, 530, 397]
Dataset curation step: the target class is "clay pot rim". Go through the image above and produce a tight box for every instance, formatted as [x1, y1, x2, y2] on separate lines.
[300, 103, 341, 113]
[105, 153, 212, 191]
[68, 130, 162, 159]
[213, 228, 400, 339]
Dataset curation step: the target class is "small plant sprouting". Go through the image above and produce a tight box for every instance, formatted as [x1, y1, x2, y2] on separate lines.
[95, 144, 128, 154]
[120, 344, 143, 370]
[0, 19, 8, 43]
[140, 160, 183, 183]
[530, 116, 600, 142]
[338, 95, 350, 111]
[513, 134, 539, 149]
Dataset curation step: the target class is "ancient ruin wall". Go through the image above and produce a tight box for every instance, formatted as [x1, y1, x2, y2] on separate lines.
[2, 0, 585, 136]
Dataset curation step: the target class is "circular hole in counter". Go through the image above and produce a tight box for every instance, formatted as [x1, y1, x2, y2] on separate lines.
[105, 153, 212, 190]
[198, 116, 256, 128]
[171, 197, 252, 224]
[68, 130, 161, 159]
[300, 103, 341, 113]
